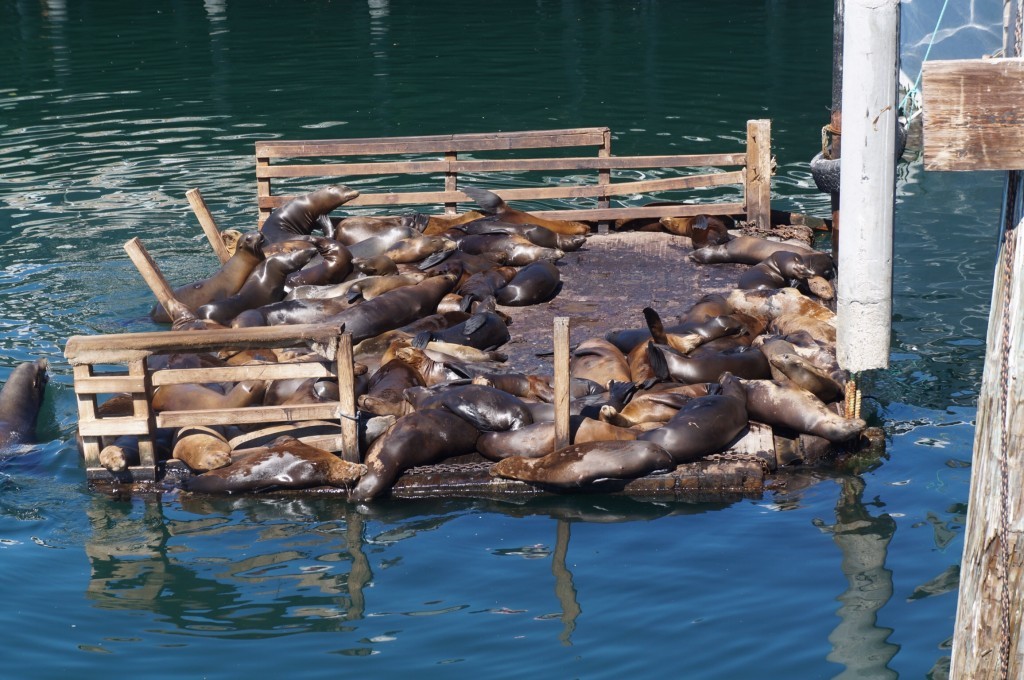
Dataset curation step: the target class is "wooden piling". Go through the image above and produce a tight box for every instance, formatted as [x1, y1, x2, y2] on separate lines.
[553, 317, 571, 451]
[335, 331, 360, 464]
[745, 119, 772, 232]
[185, 188, 231, 264]
[123, 237, 193, 322]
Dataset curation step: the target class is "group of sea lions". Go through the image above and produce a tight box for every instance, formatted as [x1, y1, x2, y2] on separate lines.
[87, 183, 865, 498]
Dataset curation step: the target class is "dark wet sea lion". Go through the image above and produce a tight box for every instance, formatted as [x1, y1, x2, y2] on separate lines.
[284, 237, 353, 290]
[768, 352, 844, 403]
[326, 273, 459, 344]
[461, 186, 591, 236]
[351, 409, 480, 501]
[730, 374, 865, 443]
[647, 342, 771, 384]
[196, 246, 318, 325]
[476, 416, 640, 462]
[260, 185, 360, 243]
[358, 358, 426, 417]
[460, 218, 587, 252]
[599, 384, 711, 427]
[457, 267, 518, 305]
[495, 260, 562, 306]
[473, 372, 555, 402]
[0, 358, 48, 450]
[570, 338, 632, 387]
[408, 383, 532, 432]
[691, 235, 818, 265]
[150, 231, 267, 324]
[414, 311, 510, 351]
[455, 232, 564, 266]
[490, 439, 674, 487]
[737, 251, 818, 290]
[230, 295, 355, 328]
[638, 374, 748, 464]
[184, 436, 366, 494]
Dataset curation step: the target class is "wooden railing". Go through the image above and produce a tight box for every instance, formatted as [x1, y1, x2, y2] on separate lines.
[65, 323, 359, 482]
[255, 120, 772, 228]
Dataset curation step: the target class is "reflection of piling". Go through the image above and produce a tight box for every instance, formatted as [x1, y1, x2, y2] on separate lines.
[551, 519, 580, 645]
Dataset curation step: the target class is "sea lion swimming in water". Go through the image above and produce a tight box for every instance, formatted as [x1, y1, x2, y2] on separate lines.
[260, 185, 360, 243]
[0, 358, 48, 451]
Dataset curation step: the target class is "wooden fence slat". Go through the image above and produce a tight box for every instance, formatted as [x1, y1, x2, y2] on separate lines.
[77, 417, 153, 437]
[73, 375, 147, 394]
[529, 202, 747, 221]
[155, 403, 342, 429]
[151, 362, 333, 386]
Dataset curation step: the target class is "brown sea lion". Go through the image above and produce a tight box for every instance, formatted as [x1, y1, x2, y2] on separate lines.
[150, 231, 266, 324]
[184, 436, 366, 494]
[495, 260, 562, 306]
[196, 246, 318, 325]
[284, 237, 353, 290]
[638, 373, 748, 464]
[351, 409, 481, 500]
[260, 185, 360, 243]
[599, 384, 711, 427]
[658, 215, 732, 247]
[358, 358, 426, 417]
[729, 374, 865, 443]
[324, 273, 459, 344]
[459, 218, 587, 252]
[152, 380, 266, 413]
[383, 235, 457, 264]
[455, 233, 564, 266]
[461, 186, 590, 236]
[172, 425, 232, 472]
[0, 358, 48, 451]
[570, 338, 632, 387]
[691, 235, 818, 265]
[352, 253, 400, 277]
[475, 415, 640, 462]
[490, 439, 674, 487]
[332, 215, 428, 244]
[767, 352, 844, 403]
[345, 272, 429, 302]
[474, 372, 555, 402]
[230, 295, 355, 328]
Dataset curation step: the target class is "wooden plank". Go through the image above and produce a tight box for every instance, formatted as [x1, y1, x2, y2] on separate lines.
[529, 202, 747, 221]
[65, 323, 344, 364]
[186, 188, 230, 264]
[128, 359, 156, 471]
[553, 317, 571, 450]
[151, 361, 333, 386]
[72, 374, 147, 394]
[336, 332, 360, 463]
[923, 58, 1024, 171]
[254, 153, 748, 179]
[73, 365, 101, 469]
[155, 403, 341, 429]
[255, 128, 609, 158]
[257, 155, 271, 228]
[77, 417, 152, 437]
[746, 119, 772, 230]
[257, 171, 745, 212]
[123, 237, 195, 324]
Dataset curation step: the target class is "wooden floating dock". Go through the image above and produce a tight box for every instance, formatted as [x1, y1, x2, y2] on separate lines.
[66, 120, 880, 500]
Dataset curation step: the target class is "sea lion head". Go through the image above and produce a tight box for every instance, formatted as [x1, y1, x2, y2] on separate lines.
[238, 230, 267, 259]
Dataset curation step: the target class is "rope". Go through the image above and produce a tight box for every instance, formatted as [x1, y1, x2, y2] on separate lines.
[899, 0, 952, 115]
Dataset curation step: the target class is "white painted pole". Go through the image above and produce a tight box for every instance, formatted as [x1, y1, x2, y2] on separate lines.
[836, 0, 900, 372]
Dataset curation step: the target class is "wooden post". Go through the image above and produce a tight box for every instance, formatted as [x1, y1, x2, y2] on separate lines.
[123, 238, 194, 322]
[256, 154, 271, 228]
[186, 188, 230, 264]
[335, 331, 360, 463]
[553, 317, 571, 451]
[835, 0, 899, 372]
[950, 216, 1024, 678]
[745, 119, 772, 231]
[444, 151, 458, 214]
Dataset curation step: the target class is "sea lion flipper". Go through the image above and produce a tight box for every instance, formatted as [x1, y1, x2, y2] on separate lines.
[412, 331, 432, 350]
[462, 313, 487, 336]
[646, 342, 670, 382]
[461, 186, 504, 213]
[642, 307, 669, 345]
[418, 248, 454, 270]
[346, 287, 364, 303]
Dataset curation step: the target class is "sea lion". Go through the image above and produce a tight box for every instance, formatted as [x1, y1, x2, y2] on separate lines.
[638, 374, 749, 464]
[768, 352, 845, 403]
[473, 372, 555, 402]
[691, 235, 818, 265]
[599, 384, 711, 427]
[383, 234, 457, 264]
[570, 338, 632, 387]
[490, 439, 674, 487]
[260, 185, 360, 243]
[457, 267, 518, 306]
[413, 310, 510, 351]
[408, 383, 532, 432]
[230, 295, 355, 328]
[150, 231, 267, 324]
[476, 415, 640, 462]
[324, 273, 459, 344]
[461, 186, 590, 236]
[459, 218, 587, 251]
[345, 272, 429, 302]
[647, 342, 771, 384]
[0, 358, 48, 450]
[152, 380, 266, 413]
[728, 374, 866, 443]
[332, 215, 428, 245]
[184, 436, 366, 494]
[495, 260, 562, 306]
[172, 425, 232, 472]
[391, 345, 470, 386]
[350, 409, 480, 501]
[352, 253, 400, 277]
[196, 246, 318, 325]
[455, 232, 564, 266]
[737, 251, 819, 291]
[284, 237, 353, 290]
[358, 357, 427, 417]
[659, 214, 732, 246]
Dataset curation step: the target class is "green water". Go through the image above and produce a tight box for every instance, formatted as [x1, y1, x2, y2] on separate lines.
[0, 2, 999, 677]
